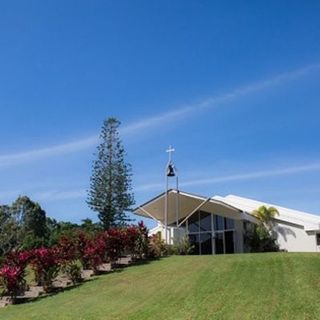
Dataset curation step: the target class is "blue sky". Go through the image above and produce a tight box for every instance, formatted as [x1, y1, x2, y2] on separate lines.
[1, 1, 320, 228]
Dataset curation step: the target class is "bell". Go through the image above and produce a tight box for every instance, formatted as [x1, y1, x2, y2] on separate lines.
[166, 164, 175, 177]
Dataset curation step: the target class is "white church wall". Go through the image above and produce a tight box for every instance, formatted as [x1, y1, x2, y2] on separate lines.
[274, 221, 317, 252]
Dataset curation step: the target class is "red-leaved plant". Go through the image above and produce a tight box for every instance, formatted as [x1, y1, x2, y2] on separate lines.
[30, 247, 61, 292]
[75, 232, 91, 269]
[0, 250, 31, 299]
[135, 221, 149, 259]
[104, 228, 126, 262]
[0, 265, 26, 299]
[124, 226, 139, 256]
[57, 235, 78, 265]
[75, 232, 105, 272]
[57, 235, 83, 284]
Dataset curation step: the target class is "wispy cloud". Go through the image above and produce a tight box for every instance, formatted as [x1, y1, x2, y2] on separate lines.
[135, 162, 320, 192]
[1, 63, 319, 168]
[0, 136, 99, 167]
[2, 161, 319, 202]
[181, 162, 320, 186]
[0, 188, 87, 203]
[34, 189, 87, 201]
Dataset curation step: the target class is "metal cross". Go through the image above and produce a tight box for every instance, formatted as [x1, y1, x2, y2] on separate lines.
[166, 145, 175, 162]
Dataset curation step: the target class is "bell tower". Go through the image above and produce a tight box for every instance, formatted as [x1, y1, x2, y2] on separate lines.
[164, 145, 179, 243]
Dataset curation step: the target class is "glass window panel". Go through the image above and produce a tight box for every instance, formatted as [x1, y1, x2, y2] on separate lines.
[225, 218, 235, 230]
[188, 212, 199, 233]
[188, 234, 200, 255]
[199, 211, 212, 232]
[225, 231, 234, 254]
[215, 232, 224, 254]
[200, 233, 212, 255]
[215, 215, 225, 231]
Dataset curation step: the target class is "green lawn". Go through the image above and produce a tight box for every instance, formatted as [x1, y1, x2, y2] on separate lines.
[1, 253, 320, 320]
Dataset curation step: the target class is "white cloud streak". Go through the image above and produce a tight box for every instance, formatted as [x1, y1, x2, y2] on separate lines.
[135, 162, 320, 192]
[0, 63, 319, 168]
[181, 162, 320, 187]
[1, 162, 320, 201]
[0, 136, 99, 167]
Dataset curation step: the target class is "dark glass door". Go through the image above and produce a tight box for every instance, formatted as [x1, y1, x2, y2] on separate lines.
[188, 234, 200, 255]
[225, 231, 234, 254]
[200, 233, 212, 254]
[215, 233, 224, 254]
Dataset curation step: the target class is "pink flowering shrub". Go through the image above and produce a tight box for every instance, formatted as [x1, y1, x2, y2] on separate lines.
[30, 247, 61, 292]
[83, 236, 106, 273]
[0, 265, 26, 299]
[0, 250, 31, 299]
[5, 250, 31, 268]
[75, 232, 92, 269]
[104, 228, 126, 262]
[74, 232, 106, 272]
[75, 232, 90, 269]
[125, 226, 139, 255]
[57, 235, 78, 265]
[56, 235, 83, 284]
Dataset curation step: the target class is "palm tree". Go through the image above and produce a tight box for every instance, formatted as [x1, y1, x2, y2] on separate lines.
[252, 205, 279, 228]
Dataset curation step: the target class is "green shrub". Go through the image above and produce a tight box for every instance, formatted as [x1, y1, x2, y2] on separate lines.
[148, 235, 166, 258]
[64, 263, 82, 285]
[245, 224, 279, 252]
[174, 236, 194, 255]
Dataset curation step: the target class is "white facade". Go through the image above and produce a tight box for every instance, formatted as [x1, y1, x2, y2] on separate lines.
[216, 194, 320, 253]
[136, 190, 320, 254]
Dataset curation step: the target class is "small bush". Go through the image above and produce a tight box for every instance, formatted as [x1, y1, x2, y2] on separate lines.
[134, 221, 149, 259]
[104, 228, 126, 262]
[57, 235, 78, 264]
[30, 247, 61, 292]
[148, 234, 166, 258]
[0, 265, 27, 299]
[174, 236, 194, 255]
[64, 263, 82, 285]
[75, 232, 92, 269]
[0, 250, 31, 299]
[83, 240, 104, 273]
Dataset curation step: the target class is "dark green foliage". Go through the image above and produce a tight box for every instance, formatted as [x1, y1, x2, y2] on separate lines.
[245, 224, 279, 252]
[0, 196, 104, 256]
[64, 263, 82, 285]
[0, 197, 50, 254]
[80, 218, 102, 235]
[46, 218, 80, 247]
[11, 196, 49, 250]
[0, 205, 20, 256]
[87, 118, 135, 229]
[246, 205, 280, 252]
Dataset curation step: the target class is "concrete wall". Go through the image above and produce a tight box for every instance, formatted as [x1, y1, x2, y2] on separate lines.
[274, 221, 318, 252]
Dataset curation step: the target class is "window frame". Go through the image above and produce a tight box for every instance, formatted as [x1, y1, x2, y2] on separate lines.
[186, 210, 235, 255]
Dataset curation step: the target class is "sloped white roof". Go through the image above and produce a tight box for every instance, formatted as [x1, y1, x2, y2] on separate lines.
[214, 194, 320, 231]
[134, 189, 257, 225]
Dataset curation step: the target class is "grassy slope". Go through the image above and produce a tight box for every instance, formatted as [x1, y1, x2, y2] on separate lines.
[1, 253, 320, 320]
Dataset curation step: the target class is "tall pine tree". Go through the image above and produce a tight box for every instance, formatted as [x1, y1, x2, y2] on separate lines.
[87, 118, 135, 229]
